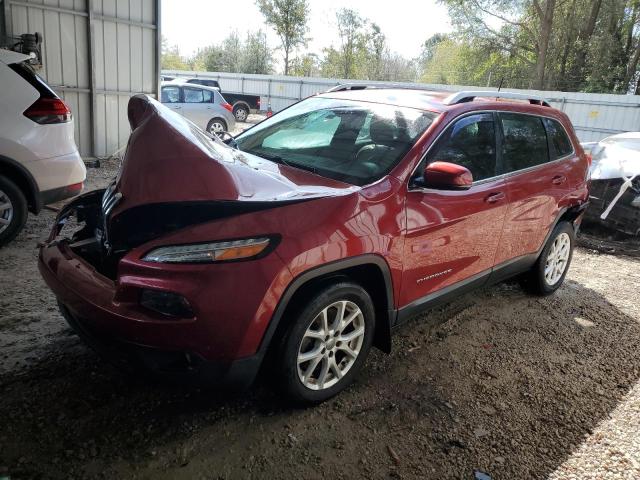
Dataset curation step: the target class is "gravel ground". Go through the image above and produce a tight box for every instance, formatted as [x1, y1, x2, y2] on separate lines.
[1, 115, 640, 479]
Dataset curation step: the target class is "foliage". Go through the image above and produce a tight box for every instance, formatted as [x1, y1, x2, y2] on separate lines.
[186, 31, 274, 75]
[434, 0, 640, 93]
[164, 2, 640, 94]
[160, 36, 189, 70]
[256, 0, 310, 74]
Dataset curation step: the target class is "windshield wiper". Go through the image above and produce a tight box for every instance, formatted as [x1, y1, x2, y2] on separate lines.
[255, 152, 317, 174]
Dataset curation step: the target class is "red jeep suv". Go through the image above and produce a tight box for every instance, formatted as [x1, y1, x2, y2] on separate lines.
[39, 87, 589, 403]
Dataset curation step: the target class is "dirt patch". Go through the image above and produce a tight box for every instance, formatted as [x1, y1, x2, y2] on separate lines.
[2, 123, 640, 479]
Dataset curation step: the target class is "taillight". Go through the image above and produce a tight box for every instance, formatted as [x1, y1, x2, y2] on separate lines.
[23, 97, 72, 124]
[221, 102, 233, 113]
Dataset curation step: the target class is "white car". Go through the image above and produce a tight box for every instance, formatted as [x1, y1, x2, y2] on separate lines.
[160, 81, 236, 135]
[0, 49, 86, 246]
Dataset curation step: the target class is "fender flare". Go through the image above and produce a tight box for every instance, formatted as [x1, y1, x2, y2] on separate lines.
[0, 155, 41, 213]
[256, 254, 396, 358]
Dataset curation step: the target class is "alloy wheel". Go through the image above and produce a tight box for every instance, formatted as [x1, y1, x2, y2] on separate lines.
[544, 232, 571, 285]
[297, 300, 365, 390]
[209, 121, 225, 135]
[235, 108, 248, 122]
[0, 189, 14, 235]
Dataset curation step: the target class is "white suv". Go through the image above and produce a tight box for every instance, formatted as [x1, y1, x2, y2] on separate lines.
[0, 49, 86, 246]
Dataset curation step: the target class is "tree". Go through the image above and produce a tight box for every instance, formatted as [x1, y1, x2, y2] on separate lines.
[367, 23, 386, 80]
[241, 31, 274, 74]
[336, 8, 365, 78]
[161, 36, 189, 70]
[220, 31, 243, 72]
[290, 53, 321, 76]
[256, 0, 310, 75]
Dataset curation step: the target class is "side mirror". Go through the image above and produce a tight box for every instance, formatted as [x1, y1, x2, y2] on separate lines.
[421, 161, 473, 190]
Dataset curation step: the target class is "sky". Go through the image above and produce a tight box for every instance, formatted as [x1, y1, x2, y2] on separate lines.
[161, 0, 453, 63]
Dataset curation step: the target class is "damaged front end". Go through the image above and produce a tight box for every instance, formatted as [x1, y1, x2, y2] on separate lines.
[583, 133, 640, 237]
[43, 94, 356, 278]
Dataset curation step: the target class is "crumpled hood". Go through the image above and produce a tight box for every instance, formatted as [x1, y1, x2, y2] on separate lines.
[113, 95, 357, 217]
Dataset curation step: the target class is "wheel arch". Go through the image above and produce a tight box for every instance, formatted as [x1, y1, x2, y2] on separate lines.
[0, 155, 41, 213]
[232, 101, 250, 112]
[259, 255, 395, 363]
[206, 117, 228, 132]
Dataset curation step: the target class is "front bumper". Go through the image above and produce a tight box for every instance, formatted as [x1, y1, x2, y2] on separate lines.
[38, 229, 290, 388]
[57, 300, 260, 389]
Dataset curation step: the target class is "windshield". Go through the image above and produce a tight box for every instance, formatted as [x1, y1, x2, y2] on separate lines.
[234, 97, 436, 186]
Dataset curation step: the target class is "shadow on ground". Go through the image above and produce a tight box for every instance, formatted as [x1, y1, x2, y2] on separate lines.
[1, 274, 639, 479]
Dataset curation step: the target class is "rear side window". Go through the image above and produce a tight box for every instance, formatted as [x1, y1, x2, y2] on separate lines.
[9, 62, 58, 99]
[428, 113, 497, 181]
[183, 87, 210, 103]
[500, 113, 549, 172]
[544, 118, 573, 158]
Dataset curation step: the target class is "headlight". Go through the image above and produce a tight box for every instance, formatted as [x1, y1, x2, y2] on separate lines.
[143, 237, 272, 264]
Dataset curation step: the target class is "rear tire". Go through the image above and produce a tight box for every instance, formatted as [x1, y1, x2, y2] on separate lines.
[0, 176, 28, 247]
[523, 221, 575, 295]
[233, 105, 249, 122]
[276, 282, 375, 404]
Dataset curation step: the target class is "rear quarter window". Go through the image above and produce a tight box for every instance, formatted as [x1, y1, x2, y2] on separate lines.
[544, 118, 574, 158]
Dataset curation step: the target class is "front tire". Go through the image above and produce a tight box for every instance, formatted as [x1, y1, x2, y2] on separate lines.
[276, 282, 375, 404]
[523, 221, 575, 295]
[0, 176, 28, 247]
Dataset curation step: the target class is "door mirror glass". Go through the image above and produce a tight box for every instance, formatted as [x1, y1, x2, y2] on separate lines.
[422, 161, 473, 190]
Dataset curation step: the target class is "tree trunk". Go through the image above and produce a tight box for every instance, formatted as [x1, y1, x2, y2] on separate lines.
[533, 0, 556, 90]
[567, 0, 602, 89]
[558, 0, 578, 90]
[284, 48, 289, 75]
[624, 42, 640, 90]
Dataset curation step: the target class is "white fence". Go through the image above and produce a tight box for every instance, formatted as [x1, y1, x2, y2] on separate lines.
[162, 70, 640, 142]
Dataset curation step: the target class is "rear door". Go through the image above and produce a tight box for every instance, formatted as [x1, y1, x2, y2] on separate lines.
[180, 86, 215, 130]
[401, 112, 509, 307]
[494, 112, 576, 265]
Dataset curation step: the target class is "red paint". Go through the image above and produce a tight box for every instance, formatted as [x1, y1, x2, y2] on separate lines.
[39, 92, 589, 367]
[423, 161, 473, 189]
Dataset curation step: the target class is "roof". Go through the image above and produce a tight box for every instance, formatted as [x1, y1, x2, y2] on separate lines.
[319, 88, 450, 112]
[161, 80, 221, 93]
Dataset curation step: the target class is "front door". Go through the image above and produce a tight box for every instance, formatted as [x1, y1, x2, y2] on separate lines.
[401, 112, 509, 308]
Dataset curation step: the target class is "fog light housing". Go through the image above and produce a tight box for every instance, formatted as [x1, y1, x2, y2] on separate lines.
[140, 289, 194, 318]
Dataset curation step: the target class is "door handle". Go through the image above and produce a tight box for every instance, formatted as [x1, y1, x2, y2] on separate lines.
[485, 192, 506, 203]
[552, 175, 566, 185]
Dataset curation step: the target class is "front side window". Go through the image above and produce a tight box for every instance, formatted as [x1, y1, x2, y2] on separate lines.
[234, 97, 436, 186]
[544, 118, 573, 158]
[161, 86, 180, 103]
[427, 113, 497, 182]
[500, 113, 549, 172]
